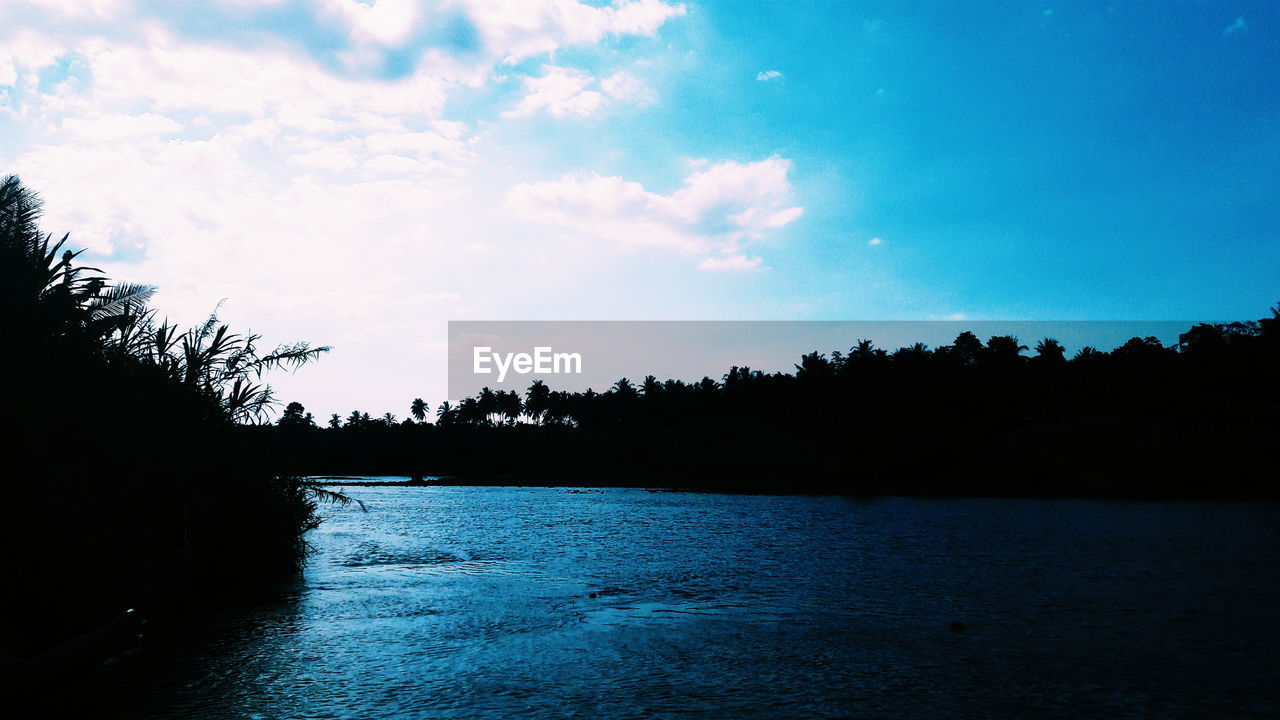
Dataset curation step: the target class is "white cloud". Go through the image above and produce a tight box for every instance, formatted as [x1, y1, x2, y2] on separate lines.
[667, 157, 801, 233]
[4, 0, 129, 20]
[868, 237, 882, 246]
[756, 69, 783, 82]
[507, 157, 802, 268]
[60, 112, 182, 143]
[0, 30, 67, 86]
[699, 254, 763, 272]
[87, 37, 450, 120]
[291, 144, 360, 170]
[1223, 16, 1247, 37]
[505, 65, 605, 118]
[601, 71, 655, 105]
[0, 0, 696, 413]
[320, 0, 423, 46]
[363, 152, 428, 176]
[505, 65, 655, 118]
[463, 0, 686, 64]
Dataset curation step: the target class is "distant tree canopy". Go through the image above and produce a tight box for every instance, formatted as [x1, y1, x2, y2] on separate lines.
[315, 314, 1278, 432]
[259, 308, 1280, 497]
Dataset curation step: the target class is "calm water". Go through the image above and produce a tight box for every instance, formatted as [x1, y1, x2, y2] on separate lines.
[119, 487, 1279, 718]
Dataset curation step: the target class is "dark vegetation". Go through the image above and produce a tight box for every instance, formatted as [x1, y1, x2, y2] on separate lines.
[256, 312, 1280, 498]
[1, 176, 339, 678]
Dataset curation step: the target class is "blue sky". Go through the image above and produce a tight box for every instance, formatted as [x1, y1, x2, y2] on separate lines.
[1, 1, 1277, 415]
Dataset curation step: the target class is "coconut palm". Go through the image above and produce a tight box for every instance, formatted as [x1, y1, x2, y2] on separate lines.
[983, 335, 1027, 364]
[410, 397, 428, 423]
[1034, 338, 1066, 363]
[525, 380, 550, 424]
[496, 389, 523, 425]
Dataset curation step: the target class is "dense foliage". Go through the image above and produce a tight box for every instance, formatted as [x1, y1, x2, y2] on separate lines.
[259, 311, 1280, 497]
[1, 176, 332, 660]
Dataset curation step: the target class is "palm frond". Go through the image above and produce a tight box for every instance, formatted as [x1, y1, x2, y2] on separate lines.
[301, 484, 367, 512]
[248, 341, 331, 376]
[0, 174, 43, 247]
[88, 283, 157, 320]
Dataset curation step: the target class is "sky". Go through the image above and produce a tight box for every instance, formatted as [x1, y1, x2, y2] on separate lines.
[1, 0, 1277, 417]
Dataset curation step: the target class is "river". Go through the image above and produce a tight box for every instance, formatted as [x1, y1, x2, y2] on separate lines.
[115, 486, 1279, 718]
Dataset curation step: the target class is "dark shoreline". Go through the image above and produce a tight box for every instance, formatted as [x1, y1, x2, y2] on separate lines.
[309, 476, 440, 487]
[311, 475, 1280, 501]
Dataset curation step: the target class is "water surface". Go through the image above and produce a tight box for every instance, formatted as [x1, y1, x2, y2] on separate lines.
[121, 487, 1279, 718]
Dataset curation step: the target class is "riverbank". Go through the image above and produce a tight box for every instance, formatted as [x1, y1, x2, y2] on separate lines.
[308, 473, 1280, 500]
[308, 475, 445, 486]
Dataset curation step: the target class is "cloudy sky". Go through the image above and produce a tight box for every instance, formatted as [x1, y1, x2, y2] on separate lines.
[2, 1, 1277, 417]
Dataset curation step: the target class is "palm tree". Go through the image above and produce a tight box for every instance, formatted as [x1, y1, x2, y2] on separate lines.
[525, 380, 550, 424]
[983, 335, 1027, 364]
[949, 331, 983, 366]
[641, 375, 662, 396]
[496, 390, 523, 425]
[477, 386, 499, 425]
[612, 377, 638, 399]
[436, 401, 454, 424]
[848, 339, 886, 367]
[457, 397, 484, 425]
[892, 342, 931, 366]
[410, 397, 428, 423]
[1072, 346, 1105, 363]
[1259, 303, 1279, 340]
[1034, 338, 1066, 364]
[795, 351, 832, 379]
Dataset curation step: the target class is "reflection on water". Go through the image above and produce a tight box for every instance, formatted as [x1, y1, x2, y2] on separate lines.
[118, 488, 1279, 718]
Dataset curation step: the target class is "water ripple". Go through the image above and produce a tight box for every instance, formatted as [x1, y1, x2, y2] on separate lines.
[113, 488, 1280, 719]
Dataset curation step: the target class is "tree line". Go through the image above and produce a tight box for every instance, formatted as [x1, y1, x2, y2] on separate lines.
[259, 309, 1279, 497]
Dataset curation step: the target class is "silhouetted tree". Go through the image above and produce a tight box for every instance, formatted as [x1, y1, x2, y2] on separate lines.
[525, 380, 551, 424]
[496, 389, 522, 425]
[1034, 338, 1066, 364]
[983, 335, 1027, 366]
[410, 397, 428, 423]
[795, 351, 833, 379]
[278, 401, 316, 429]
[949, 331, 984, 366]
[436, 401, 456, 425]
